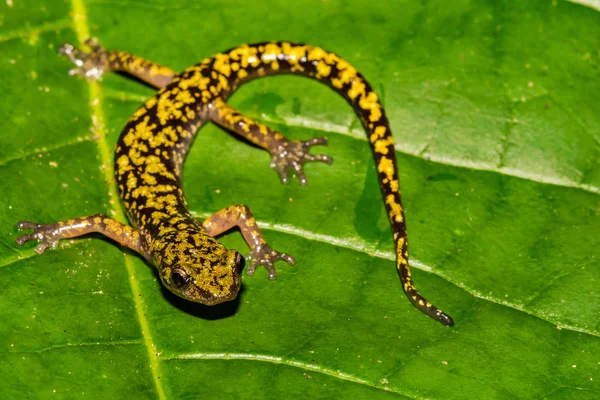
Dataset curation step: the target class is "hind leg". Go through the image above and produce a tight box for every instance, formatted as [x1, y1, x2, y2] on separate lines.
[59, 38, 176, 89]
[209, 98, 333, 185]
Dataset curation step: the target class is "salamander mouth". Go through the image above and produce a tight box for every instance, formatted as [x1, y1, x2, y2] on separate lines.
[184, 280, 241, 306]
[195, 291, 238, 305]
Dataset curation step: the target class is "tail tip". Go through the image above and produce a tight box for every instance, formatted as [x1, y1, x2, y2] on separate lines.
[438, 312, 454, 326]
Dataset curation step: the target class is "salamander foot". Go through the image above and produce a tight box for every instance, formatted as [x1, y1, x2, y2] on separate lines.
[270, 137, 333, 185]
[245, 244, 296, 280]
[15, 221, 60, 254]
[59, 38, 108, 80]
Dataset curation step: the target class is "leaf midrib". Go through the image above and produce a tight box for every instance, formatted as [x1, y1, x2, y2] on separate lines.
[67, 0, 166, 398]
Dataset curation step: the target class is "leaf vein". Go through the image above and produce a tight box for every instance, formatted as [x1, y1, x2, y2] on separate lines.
[195, 212, 599, 338]
[0, 137, 93, 167]
[0, 18, 71, 43]
[9, 339, 142, 355]
[103, 87, 599, 194]
[164, 352, 414, 399]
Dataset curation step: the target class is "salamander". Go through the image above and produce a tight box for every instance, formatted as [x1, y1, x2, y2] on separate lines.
[16, 38, 453, 325]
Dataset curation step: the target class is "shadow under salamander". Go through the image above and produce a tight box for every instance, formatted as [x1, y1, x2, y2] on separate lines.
[160, 283, 243, 320]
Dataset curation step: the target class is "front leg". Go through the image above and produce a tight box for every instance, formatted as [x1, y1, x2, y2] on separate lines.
[59, 38, 176, 89]
[16, 214, 149, 259]
[209, 98, 333, 185]
[202, 205, 295, 280]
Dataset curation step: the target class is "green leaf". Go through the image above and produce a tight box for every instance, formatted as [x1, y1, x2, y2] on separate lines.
[1, 0, 598, 398]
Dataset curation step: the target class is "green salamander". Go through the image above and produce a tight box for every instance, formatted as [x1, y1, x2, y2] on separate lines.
[16, 39, 453, 325]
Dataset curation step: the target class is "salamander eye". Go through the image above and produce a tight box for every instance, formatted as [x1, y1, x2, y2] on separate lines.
[171, 268, 191, 289]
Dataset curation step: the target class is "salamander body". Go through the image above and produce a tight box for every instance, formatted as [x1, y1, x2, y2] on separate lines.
[16, 39, 453, 325]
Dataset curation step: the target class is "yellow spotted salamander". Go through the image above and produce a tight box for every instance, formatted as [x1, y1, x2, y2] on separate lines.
[16, 39, 453, 325]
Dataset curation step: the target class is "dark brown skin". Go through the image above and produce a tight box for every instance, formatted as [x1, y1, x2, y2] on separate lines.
[16, 38, 453, 325]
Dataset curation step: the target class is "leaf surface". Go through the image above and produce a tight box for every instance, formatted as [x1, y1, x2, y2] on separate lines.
[0, 0, 598, 398]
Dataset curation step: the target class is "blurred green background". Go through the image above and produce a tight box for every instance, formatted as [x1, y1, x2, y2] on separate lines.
[0, 0, 598, 398]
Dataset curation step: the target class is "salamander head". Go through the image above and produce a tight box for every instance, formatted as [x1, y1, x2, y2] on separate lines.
[152, 230, 244, 305]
